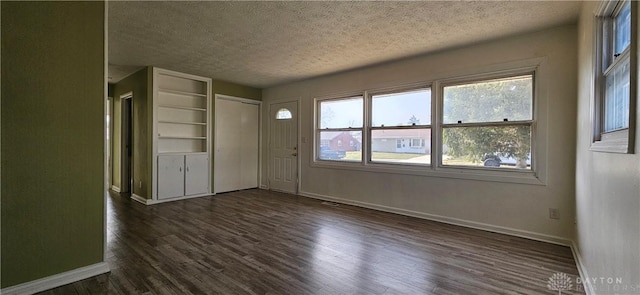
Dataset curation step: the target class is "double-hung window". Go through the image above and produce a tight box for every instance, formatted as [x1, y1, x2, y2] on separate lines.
[370, 88, 431, 165]
[317, 96, 363, 162]
[593, 0, 635, 153]
[441, 74, 534, 169]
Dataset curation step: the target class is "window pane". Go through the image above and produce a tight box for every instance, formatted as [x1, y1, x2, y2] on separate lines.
[319, 97, 363, 129]
[276, 108, 292, 120]
[615, 1, 631, 54]
[372, 89, 431, 127]
[443, 75, 533, 124]
[371, 129, 430, 165]
[319, 131, 362, 161]
[442, 125, 531, 169]
[604, 56, 630, 132]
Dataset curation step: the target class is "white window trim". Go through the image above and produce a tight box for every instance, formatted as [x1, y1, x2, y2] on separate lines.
[314, 94, 365, 164]
[436, 71, 536, 173]
[591, 0, 637, 153]
[311, 59, 546, 186]
[368, 85, 432, 166]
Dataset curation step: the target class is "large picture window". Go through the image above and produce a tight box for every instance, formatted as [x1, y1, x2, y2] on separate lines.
[313, 65, 541, 183]
[317, 96, 363, 162]
[441, 74, 533, 169]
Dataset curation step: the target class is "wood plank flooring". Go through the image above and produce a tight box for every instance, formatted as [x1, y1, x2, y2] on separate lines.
[39, 189, 585, 294]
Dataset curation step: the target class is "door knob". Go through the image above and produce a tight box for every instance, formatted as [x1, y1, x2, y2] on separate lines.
[291, 153, 297, 156]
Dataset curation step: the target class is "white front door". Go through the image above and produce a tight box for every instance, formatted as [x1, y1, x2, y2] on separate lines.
[269, 101, 298, 194]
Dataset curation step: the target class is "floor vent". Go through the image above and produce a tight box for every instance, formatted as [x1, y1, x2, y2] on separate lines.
[321, 201, 340, 207]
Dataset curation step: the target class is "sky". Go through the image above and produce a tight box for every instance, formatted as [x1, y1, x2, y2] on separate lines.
[320, 89, 431, 129]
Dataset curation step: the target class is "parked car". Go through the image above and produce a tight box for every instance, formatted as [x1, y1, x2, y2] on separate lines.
[320, 146, 346, 160]
[483, 153, 531, 167]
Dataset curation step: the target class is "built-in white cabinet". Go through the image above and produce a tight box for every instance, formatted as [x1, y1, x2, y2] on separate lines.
[157, 154, 209, 200]
[153, 68, 212, 203]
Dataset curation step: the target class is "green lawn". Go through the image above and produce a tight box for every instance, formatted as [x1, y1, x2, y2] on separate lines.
[343, 151, 424, 161]
[338, 152, 529, 169]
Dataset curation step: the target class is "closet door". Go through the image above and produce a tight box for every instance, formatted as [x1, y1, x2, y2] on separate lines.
[214, 97, 259, 193]
[239, 102, 259, 190]
[214, 98, 242, 193]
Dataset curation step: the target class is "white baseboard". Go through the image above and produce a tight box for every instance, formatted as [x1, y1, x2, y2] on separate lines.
[110, 185, 120, 193]
[298, 190, 572, 246]
[132, 193, 213, 205]
[130, 193, 150, 204]
[1, 262, 109, 295]
[259, 184, 268, 190]
[570, 241, 595, 295]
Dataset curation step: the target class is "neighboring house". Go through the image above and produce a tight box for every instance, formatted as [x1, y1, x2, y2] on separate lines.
[371, 129, 431, 154]
[320, 132, 361, 151]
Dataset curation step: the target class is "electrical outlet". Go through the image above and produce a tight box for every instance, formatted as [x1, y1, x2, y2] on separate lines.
[549, 208, 560, 220]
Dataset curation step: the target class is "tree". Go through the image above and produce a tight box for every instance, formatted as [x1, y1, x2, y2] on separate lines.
[408, 115, 421, 125]
[442, 77, 532, 168]
[321, 105, 335, 128]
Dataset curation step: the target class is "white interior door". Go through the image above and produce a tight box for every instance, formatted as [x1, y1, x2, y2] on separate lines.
[269, 101, 298, 194]
[214, 97, 259, 193]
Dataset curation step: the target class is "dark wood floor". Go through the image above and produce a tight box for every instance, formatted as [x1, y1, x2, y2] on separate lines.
[39, 189, 584, 294]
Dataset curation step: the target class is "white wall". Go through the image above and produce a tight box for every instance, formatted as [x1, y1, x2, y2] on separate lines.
[576, 2, 640, 293]
[262, 25, 577, 241]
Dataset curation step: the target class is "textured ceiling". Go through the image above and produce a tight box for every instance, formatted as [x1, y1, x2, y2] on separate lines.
[108, 1, 581, 88]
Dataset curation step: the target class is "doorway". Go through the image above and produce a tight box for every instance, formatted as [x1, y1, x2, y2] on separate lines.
[268, 101, 298, 194]
[120, 92, 133, 194]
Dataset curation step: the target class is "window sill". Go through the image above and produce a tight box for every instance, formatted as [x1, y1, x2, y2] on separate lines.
[311, 159, 544, 186]
[590, 129, 631, 153]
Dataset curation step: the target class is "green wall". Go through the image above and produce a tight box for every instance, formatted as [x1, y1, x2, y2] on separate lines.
[112, 67, 151, 199]
[212, 79, 261, 101]
[1, 1, 105, 288]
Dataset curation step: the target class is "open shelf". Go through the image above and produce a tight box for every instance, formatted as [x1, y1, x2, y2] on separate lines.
[159, 120, 207, 126]
[159, 104, 206, 112]
[159, 88, 207, 98]
[159, 136, 206, 139]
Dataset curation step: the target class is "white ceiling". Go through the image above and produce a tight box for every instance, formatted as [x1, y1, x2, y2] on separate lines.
[108, 1, 581, 88]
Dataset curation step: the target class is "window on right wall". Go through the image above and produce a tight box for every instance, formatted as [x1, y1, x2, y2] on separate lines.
[592, 0, 636, 153]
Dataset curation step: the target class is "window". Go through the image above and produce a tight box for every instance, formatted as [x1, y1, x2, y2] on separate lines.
[593, 0, 635, 153]
[276, 108, 292, 120]
[317, 96, 363, 162]
[370, 88, 431, 165]
[441, 74, 533, 169]
[312, 63, 543, 183]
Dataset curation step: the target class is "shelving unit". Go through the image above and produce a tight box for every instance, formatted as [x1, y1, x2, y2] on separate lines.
[152, 68, 212, 203]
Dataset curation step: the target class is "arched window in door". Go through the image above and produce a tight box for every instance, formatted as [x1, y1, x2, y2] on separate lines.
[276, 108, 292, 120]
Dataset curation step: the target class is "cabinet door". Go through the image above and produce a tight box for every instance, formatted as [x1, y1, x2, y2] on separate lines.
[185, 154, 209, 196]
[158, 155, 185, 200]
